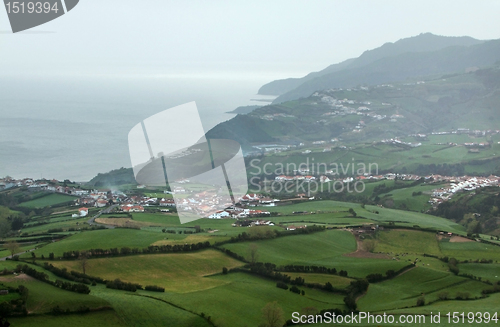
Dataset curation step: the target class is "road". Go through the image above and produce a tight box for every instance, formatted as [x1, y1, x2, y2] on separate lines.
[87, 204, 118, 229]
[0, 248, 36, 261]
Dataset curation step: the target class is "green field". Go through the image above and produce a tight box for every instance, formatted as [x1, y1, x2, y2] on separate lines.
[284, 272, 353, 288]
[0, 276, 109, 314]
[21, 216, 90, 234]
[458, 263, 500, 282]
[52, 249, 244, 293]
[90, 286, 211, 327]
[26, 229, 169, 258]
[376, 184, 437, 211]
[222, 229, 356, 266]
[19, 193, 78, 208]
[8, 311, 125, 327]
[358, 267, 487, 312]
[374, 229, 442, 256]
[254, 200, 465, 233]
[439, 240, 500, 261]
[151, 272, 346, 327]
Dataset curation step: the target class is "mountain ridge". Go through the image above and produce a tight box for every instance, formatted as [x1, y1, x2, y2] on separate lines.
[258, 33, 485, 99]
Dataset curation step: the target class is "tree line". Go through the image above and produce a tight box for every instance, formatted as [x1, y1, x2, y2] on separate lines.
[16, 264, 90, 294]
[58, 241, 211, 260]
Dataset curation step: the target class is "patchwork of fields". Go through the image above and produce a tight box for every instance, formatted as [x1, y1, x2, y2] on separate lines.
[1, 199, 499, 326]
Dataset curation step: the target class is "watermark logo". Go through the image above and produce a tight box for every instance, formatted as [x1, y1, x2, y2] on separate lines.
[4, 0, 79, 33]
[128, 102, 248, 224]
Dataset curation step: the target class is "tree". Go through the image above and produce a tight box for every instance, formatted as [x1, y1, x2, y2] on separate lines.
[363, 239, 376, 253]
[10, 217, 24, 231]
[4, 241, 20, 258]
[0, 217, 11, 238]
[79, 251, 89, 275]
[249, 243, 259, 265]
[438, 291, 449, 300]
[260, 301, 285, 327]
[343, 296, 357, 311]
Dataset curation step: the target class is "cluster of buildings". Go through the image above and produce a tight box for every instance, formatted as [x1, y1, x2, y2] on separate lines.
[210, 208, 271, 219]
[232, 219, 275, 227]
[432, 128, 500, 136]
[260, 113, 295, 121]
[429, 175, 500, 206]
[380, 138, 422, 148]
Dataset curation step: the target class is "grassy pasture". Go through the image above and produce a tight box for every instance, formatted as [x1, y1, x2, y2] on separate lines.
[458, 263, 500, 282]
[250, 200, 465, 233]
[221, 230, 356, 266]
[153, 272, 346, 327]
[151, 234, 230, 246]
[374, 229, 442, 256]
[377, 184, 436, 211]
[19, 194, 77, 208]
[21, 217, 90, 234]
[272, 214, 376, 228]
[8, 311, 125, 327]
[90, 286, 211, 327]
[26, 229, 168, 258]
[439, 240, 500, 261]
[131, 213, 247, 237]
[0, 276, 109, 314]
[386, 293, 500, 325]
[284, 272, 353, 288]
[51, 249, 244, 293]
[358, 267, 486, 312]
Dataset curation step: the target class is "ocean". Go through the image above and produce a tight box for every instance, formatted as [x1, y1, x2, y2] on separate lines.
[0, 73, 276, 181]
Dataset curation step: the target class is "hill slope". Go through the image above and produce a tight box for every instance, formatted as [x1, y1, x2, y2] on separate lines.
[272, 39, 500, 103]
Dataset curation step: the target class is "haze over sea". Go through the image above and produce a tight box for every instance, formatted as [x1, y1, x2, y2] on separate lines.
[0, 70, 282, 181]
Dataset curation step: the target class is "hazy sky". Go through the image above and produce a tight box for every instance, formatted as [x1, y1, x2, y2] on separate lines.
[1, 0, 500, 81]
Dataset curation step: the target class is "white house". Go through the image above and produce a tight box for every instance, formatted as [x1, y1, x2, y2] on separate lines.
[208, 210, 230, 219]
[79, 207, 89, 217]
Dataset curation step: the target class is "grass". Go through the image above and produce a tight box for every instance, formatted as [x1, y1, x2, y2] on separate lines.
[19, 194, 78, 208]
[458, 263, 500, 282]
[51, 249, 244, 293]
[130, 213, 251, 237]
[439, 240, 500, 261]
[8, 311, 125, 327]
[0, 276, 109, 314]
[284, 272, 353, 288]
[252, 201, 352, 215]
[374, 229, 442, 256]
[327, 257, 409, 278]
[358, 267, 486, 312]
[253, 200, 465, 233]
[151, 234, 230, 246]
[26, 229, 169, 258]
[20, 217, 90, 234]
[376, 184, 436, 211]
[386, 293, 500, 318]
[90, 286, 211, 327]
[272, 212, 376, 227]
[150, 272, 346, 327]
[221, 229, 357, 266]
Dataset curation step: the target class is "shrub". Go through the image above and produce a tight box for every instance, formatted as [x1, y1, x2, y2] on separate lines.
[144, 285, 165, 292]
[455, 292, 470, 300]
[438, 291, 449, 300]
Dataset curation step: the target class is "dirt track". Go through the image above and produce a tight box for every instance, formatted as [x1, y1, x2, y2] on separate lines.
[343, 232, 391, 259]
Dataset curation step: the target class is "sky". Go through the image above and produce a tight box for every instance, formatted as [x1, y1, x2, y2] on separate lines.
[1, 0, 500, 180]
[1, 0, 500, 82]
